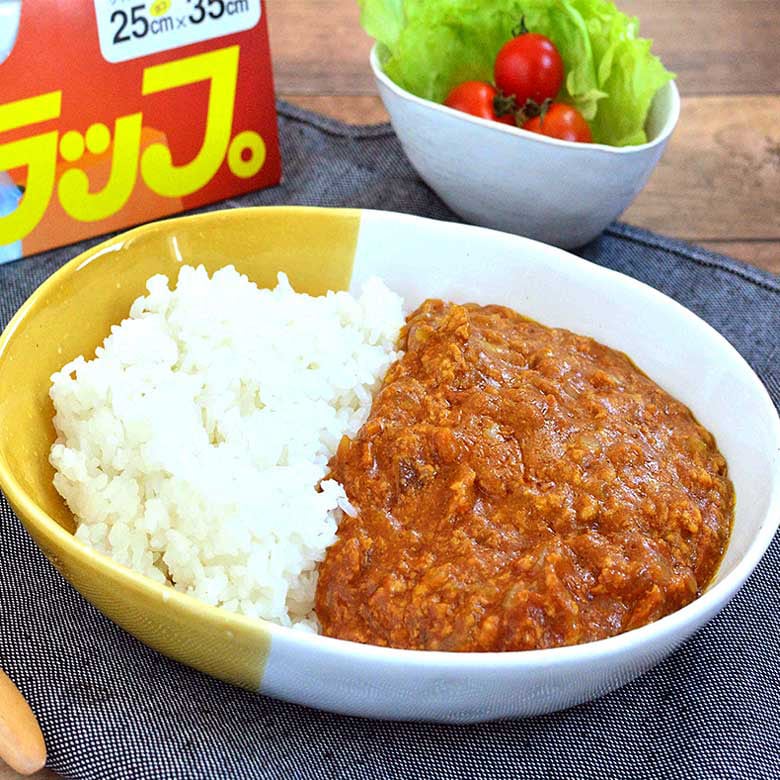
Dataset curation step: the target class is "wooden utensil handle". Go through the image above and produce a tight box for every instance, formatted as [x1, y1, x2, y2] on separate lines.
[0, 666, 46, 776]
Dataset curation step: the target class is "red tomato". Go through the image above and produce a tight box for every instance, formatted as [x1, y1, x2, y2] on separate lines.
[494, 32, 564, 106]
[522, 103, 593, 143]
[443, 81, 516, 125]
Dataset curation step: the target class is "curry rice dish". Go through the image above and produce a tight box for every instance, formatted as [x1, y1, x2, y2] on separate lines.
[50, 268, 734, 652]
[317, 300, 734, 652]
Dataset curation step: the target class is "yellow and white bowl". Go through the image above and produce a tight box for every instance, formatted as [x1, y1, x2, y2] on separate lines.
[0, 207, 777, 722]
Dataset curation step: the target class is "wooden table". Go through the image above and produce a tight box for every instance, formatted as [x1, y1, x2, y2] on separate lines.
[2, 2, 778, 779]
[272, 0, 780, 274]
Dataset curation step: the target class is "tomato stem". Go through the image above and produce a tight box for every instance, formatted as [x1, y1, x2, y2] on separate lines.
[515, 97, 544, 125]
[511, 15, 530, 37]
[515, 98, 553, 126]
[493, 91, 518, 118]
[537, 97, 553, 127]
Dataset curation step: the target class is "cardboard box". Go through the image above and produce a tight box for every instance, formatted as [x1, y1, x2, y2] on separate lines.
[0, 0, 281, 262]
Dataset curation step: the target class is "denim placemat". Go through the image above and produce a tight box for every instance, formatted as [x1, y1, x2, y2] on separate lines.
[1, 101, 779, 780]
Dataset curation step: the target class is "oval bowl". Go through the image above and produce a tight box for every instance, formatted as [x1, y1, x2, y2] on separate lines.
[370, 46, 681, 249]
[0, 206, 778, 723]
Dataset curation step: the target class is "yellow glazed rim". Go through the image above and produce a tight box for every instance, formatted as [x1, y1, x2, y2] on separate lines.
[0, 205, 361, 688]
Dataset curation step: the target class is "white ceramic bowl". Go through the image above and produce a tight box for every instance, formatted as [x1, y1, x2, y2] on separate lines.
[370, 47, 681, 249]
[263, 211, 780, 721]
[2, 208, 778, 723]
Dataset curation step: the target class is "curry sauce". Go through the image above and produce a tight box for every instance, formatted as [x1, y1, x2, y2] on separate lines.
[316, 300, 734, 651]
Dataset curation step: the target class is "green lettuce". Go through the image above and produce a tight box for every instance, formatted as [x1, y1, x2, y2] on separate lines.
[360, 0, 674, 146]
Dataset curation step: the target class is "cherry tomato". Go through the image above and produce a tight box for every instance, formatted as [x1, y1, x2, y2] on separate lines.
[522, 102, 593, 143]
[443, 81, 516, 125]
[494, 31, 564, 106]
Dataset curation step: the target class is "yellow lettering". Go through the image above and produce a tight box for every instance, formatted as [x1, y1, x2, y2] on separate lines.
[58, 114, 142, 223]
[227, 131, 266, 179]
[0, 92, 61, 133]
[140, 46, 239, 198]
[0, 92, 61, 245]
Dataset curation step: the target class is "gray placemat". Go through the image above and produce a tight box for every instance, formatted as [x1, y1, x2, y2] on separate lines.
[1, 101, 779, 780]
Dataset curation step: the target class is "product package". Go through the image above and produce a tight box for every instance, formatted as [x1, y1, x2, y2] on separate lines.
[0, 0, 281, 262]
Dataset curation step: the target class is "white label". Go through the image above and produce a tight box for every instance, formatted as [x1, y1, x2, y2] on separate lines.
[93, 0, 261, 64]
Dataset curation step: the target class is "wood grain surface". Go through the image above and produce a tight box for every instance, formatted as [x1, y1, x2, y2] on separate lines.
[268, 0, 780, 272]
[3, 1, 778, 779]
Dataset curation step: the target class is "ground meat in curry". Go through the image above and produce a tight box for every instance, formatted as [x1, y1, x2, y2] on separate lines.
[315, 300, 734, 651]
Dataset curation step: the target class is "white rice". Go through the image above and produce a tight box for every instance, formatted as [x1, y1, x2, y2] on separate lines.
[49, 265, 404, 629]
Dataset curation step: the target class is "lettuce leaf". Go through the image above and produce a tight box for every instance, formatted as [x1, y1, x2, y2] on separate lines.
[359, 0, 674, 146]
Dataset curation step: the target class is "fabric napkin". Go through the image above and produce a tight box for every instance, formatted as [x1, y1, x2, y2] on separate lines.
[1, 101, 778, 780]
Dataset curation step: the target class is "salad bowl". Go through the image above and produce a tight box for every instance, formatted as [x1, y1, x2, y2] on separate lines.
[371, 46, 680, 249]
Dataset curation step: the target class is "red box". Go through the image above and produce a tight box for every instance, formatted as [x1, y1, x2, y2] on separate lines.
[0, 0, 281, 261]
